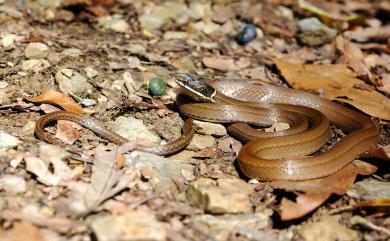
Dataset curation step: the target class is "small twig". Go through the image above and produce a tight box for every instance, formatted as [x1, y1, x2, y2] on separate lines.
[351, 216, 390, 236]
[327, 205, 354, 215]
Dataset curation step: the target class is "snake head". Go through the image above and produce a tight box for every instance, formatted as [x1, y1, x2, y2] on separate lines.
[173, 73, 216, 102]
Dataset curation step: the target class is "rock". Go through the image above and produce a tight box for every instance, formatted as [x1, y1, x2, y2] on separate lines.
[80, 98, 96, 107]
[91, 211, 166, 241]
[139, 14, 167, 31]
[98, 16, 130, 33]
[139, 2, 198, 31]
[36, 0, 61, 8]
[25, 42, 49, 59]
[0, 81, 7, 89]
[111, 116, 160, 143]
[39, 143, 70, 161]
[1, 34, 22, 48]
[169, 150, 197, 161]
[0, 175, 26, 193]
[300, 215, 358, 241]
[0, 131, 20, 148]
[193, 21, 221, 35]
[126, 151, 194, 196]
[186, 178, 254, 214]
[187, 134, 215, 151]
[21, 59, 50, 72]
[55, 68, 93, 96]
[84, 66, 98, 78]
[193, 120, 227, 136]
[171, 56, 196, 73]
[298, 17, 337, 46]
[60, 48, 82, 58]
[191, 213, 272, 241]
[349, 178, 390, 200]
[163, 31, 189, 40]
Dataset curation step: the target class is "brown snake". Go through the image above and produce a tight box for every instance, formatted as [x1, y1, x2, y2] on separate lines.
[35, 111, 194, 156]
[35, 73, 379, 181]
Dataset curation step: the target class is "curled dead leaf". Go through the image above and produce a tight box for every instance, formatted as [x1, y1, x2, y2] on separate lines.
[203, 57, 251, 71]
[27, 89, 84, 114]
[271, 160, 378, 220]
[274, 59, 390, 120]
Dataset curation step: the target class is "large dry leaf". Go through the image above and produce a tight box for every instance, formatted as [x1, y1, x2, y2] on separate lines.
[0, 222, 44, 241]
[335, 35, 381, 86]
[2, 205, 75, 233]
[55, 145, 136, 216]
[363, 144, 390, 161]
[274, 59, 390, 120]
[25, 156, 79, 186]
[203, 57, 251, 71]
[271, 160, 378, 220]
[27, 89, 84, 114]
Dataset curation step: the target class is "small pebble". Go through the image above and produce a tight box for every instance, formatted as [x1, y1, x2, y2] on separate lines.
[148, 77, 167, 96]
[236, 23, 257, 45]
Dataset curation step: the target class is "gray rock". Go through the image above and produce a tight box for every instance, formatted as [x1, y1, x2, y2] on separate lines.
[350, 178, 390, 200]
[2, 34, 22, 48]
[139, 14, 167, 31]
[169, 150, 197, 161]
[0, 175, 26, 193]
[80, 98, 96, 107]
[21, 59, 50, 72]
[186, 178, 254, 214]
[25, 42, 49, 59]
[0, 131, 20, 148]
[191, 213, 272, 241]
[163, 31, 189, 40]
[55, 68, 93, 96]
[300, 215, 358, 241]
[187, 134, 215, 151]
[298, 17, 337, 46]
[98, 16, 130, 33]
[193, 120, 227, 136]
[91, 211, 166, 241]
[60, 48, 82, 58]
[111, 116, 160, 143]
[126, 151, 194, 196]
[39, 143, 70, 162]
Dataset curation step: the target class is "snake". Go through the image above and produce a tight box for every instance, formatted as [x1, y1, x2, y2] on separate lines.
[173, 73, 379, 181]
[34, 111, 194, 156]
[34, 73, 379, 181]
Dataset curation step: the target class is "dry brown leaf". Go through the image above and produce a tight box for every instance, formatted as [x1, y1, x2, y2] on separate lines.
[336, 35, 381, 86]
[55, 120, 82, 145]
[0, 222, 44, 241]
[2, 205, 75, 234]
[274, 59, 390, 120]
[217, 137, 242, 156]
[271, 160, 378, 220]
[55, 145, 136, 216]
[203, 57, 250, 71]
[280, 193, 330, 221]
[27, 89, 84, 114]
[25, 156, 79, 186]
[363, 144, 390, 161]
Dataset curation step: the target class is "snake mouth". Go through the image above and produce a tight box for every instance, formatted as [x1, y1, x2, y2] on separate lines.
[173, 73, 216, 102]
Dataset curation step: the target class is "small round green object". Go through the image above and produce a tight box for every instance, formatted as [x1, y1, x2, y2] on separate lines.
[148, 77, 167, 96]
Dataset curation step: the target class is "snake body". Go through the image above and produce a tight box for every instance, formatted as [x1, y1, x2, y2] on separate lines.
[34, 73, 379, 181]
[174, 74, 378, 181]
[35, 111, 194, 156]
